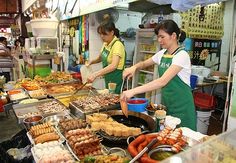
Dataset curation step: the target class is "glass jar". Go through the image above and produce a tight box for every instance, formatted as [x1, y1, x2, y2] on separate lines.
[156, 117, 165, 132]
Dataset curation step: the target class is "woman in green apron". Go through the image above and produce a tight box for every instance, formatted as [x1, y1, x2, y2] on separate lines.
[120, 20, 196, 130]
[87, 21, 126, 94]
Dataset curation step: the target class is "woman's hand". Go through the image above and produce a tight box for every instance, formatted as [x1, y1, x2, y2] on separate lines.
[85, 60, 91, 67]
[123, 66, 137, 80]
[87, 73, 97, 83]
[120, 90, 135, 101]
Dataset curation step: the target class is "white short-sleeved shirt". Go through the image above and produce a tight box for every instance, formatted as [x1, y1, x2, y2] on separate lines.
[152, 49, 191, 86]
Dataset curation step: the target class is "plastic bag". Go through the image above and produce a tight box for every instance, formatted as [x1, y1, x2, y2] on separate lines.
[0, 129, 33, 163]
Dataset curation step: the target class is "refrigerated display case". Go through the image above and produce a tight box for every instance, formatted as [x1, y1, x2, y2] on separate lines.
[132, 28, 161, 103]
[162, 129, 236, 163]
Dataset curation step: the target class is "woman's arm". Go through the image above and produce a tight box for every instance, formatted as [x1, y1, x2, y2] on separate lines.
[94, 55, 120, 77]
[123, 57, 155, 79]
[87, 55, 120, 82]
[121, 64, 183, 100]
[135, 57, 155, 70]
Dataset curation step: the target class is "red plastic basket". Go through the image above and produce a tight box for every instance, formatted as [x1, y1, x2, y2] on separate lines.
[193, 92, 216, 110]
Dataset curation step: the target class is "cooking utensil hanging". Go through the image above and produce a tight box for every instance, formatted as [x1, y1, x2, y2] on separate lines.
[63, 0, 69, 16]
[69, 0, 78, 15]
[52, 0, 59, 14]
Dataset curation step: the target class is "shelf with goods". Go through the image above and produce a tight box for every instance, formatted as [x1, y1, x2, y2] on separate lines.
[132, 28, 161, 104]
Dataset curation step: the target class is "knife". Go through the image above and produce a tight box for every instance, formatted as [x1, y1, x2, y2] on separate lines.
[129, 138, 158, 163]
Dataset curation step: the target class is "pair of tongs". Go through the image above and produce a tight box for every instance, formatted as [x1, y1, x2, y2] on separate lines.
[70, 82, 88, 101]
[120, 78, 130, 118]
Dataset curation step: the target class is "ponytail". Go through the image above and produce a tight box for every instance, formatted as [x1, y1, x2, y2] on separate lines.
[179, 30, 186, 43]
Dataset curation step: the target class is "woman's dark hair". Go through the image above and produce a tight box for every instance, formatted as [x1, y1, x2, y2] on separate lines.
[0, 36, 7, 42]
[14, 39, 21, 46]
[97, 20, 120, 38]
[154, 19, 186, 43]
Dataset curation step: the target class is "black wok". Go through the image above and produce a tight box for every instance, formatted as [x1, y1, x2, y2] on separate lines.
[97, 110, 156, 147]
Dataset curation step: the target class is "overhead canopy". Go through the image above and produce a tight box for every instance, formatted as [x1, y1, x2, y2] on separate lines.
[129, 1, 174, 14]
[147, 0, 228, 12]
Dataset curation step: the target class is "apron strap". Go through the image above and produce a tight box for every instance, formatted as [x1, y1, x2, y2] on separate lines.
[164, 47, 184, 55]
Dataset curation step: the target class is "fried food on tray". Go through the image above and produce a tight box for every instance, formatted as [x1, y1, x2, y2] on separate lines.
[87, 113, 141, 137]
[34, 72, 73, 86]
[21, 81, 41, 91]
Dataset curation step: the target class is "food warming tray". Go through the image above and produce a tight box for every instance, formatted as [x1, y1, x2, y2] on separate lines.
[13, 99, 70, 123]
[69, 102, 120, 119]
[8, 88, 29, 103]
[42, 81, 93, 97]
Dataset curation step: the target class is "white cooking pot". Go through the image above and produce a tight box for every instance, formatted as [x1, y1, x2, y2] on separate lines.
[30, 18, 59, 37]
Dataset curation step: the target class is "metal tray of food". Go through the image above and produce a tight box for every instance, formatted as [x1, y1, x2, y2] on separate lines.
[8, 88, 29, 103]
[51, 89, 92, 98]
[26, 125, 65, 145]
[42, 82, 93, 96]
[13, 99, 70, 123]
[31, 141, 76, 163]
[28, 89, 47, 99]
[13, 102, 43, 124]
[64, 128, 103, 161]
[37, 100, 68, 115]
[69, 102, 120, 119]
[69, 93, 120, 118]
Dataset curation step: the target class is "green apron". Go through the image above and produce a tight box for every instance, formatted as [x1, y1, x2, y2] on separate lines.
[101, 40, 125, 94]
[158, 48, 197, 130]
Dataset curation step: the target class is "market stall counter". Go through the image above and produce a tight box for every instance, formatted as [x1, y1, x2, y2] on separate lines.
[9, 102, 209, 163]
[5, 73, 208, 162]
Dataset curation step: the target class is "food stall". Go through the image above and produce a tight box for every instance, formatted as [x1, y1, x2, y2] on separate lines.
[0, 71, 210, 163]
[0, 0, 235, 162]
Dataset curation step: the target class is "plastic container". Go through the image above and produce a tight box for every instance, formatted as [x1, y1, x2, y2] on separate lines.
[25, 22, 33, 37]
[127, 98, 148, 112]
[191, 65, 211, 78]
[193, 92, 216, 109]
[30, 18, 59, 37]
[196, 110, 213, 134]
[27, 67, 51, 78]
[190, 75, 198, 89]
[0, 129, 33, 163]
